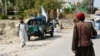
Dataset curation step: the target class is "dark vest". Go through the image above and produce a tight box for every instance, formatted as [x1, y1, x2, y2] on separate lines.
[76, 22, 93, 47]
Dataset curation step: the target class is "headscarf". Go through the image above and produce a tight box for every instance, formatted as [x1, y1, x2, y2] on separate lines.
[76, 12, 85, 21]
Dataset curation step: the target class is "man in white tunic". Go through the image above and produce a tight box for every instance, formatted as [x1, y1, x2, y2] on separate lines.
[18, 18, 28, 47]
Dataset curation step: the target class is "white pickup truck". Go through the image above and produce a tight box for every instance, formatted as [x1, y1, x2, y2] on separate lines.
[94, 10, 100, 30]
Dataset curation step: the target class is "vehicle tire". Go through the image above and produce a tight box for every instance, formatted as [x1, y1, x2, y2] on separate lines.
[92, 29, 97, 39]
[40, 32, 46, 39]
[50, 33, 53, 37]
[28, 35, 30, 41]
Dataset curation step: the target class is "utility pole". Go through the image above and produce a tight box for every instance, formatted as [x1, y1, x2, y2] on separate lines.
[90, 0, 94, 14]
[77, 0, 80, 6]
[88, 0, 94, 14]
[0, 0, 3, 15]
[5, 0, 7, 15]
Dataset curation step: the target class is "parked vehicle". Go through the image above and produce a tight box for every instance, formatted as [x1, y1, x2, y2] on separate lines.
[94, 10, 100, 20]
[85, 20, 97, 39]
[94, 10, 100, 30]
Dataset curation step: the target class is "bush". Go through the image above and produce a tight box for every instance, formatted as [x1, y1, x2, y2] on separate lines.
[11, 16, 16, 20]
[63, 8, 72, 14]
[0, 14, 8, 19]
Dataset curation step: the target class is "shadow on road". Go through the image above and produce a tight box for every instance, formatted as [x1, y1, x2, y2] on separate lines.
[26, 35, 61, 47]
[93, 34, 100, 39]
[29, 35, 61, 41]
[26, 44, 45, 48]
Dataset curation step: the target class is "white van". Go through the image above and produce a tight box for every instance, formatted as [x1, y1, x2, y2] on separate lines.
[94, 10, 100, 20]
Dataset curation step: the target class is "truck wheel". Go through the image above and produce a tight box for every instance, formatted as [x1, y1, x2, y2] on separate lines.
[28, 35, 30, 41]
[40, 32, 46, 39]
[50, 33, 53, 37]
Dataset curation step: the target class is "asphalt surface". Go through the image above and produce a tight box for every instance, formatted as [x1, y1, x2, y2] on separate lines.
[0, 27, 100, 56]
[30, 29, 74, 56]
[30, 29, 100, 56]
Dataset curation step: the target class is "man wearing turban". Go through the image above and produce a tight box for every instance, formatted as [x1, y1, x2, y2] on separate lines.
[72, 12, 95, 56]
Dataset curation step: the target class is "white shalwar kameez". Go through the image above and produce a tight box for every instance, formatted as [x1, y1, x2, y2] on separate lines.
[19, 23, 28, 47]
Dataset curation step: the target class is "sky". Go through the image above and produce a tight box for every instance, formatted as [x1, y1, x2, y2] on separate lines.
[94, 0, 100, 8]
[65, 0, 100, 9]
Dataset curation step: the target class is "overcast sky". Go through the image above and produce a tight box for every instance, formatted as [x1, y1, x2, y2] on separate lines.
[66, 0, 100, 9]
[94, 0, 100, 8]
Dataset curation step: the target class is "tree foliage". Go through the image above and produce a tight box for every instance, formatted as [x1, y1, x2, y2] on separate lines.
[0, 0, 64, 17]
[81, 0, 90, 6]
[1, 0, 64, 11]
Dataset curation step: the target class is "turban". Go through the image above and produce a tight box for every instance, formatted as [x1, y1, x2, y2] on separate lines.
[76, 12, 85, 20]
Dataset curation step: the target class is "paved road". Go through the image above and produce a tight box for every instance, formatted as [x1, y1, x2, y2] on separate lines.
[29, 29, 75, 56]
[93, 30, 100, 56]
[30, 29, 100, 56]
[0, 29, 100, 56]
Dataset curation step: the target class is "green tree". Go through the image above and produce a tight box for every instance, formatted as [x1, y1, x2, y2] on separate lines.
[81, 0, 90, 6]
[34, 0, 64, 13]
[80, 0, 90, 11]
[0, 0, 64, 18]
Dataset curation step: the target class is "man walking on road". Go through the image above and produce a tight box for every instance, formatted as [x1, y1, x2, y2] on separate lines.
[18, 17, 28, 48]
[72, 12, 95, 56]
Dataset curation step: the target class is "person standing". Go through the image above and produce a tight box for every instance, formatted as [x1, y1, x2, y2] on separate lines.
[18, 17, 28, 48]
[72, 12, 95, 56]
